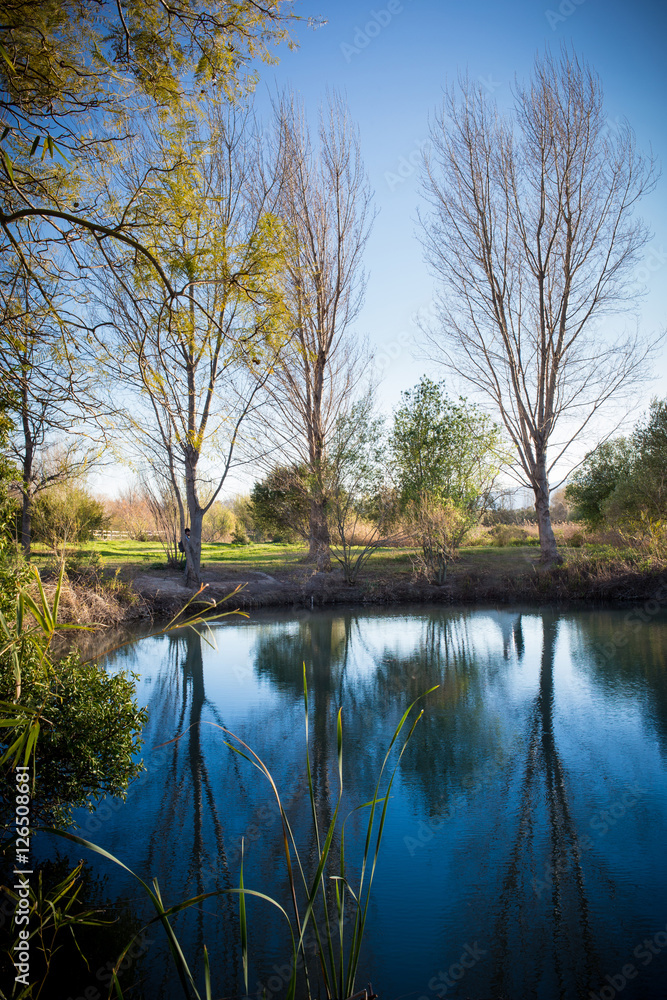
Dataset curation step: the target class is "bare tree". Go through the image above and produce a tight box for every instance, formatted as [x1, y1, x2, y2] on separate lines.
[94, 99, 286, 586]
[419, 49, 658, 563]
[255, 91, 375, 571]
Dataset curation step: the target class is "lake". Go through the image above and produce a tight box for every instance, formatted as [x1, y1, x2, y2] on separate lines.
[44, 604, 667, 1000]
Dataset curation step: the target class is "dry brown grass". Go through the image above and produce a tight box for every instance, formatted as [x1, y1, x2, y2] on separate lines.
[38, 572, 151, 627]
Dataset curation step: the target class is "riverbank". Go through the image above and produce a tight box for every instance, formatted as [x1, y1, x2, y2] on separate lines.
[39, 541, 667, 627]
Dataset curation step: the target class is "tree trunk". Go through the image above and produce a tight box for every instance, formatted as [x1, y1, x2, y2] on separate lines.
[20, 491, 31, 558]
[308, 495, 331, 572]
[20, 424, 34, 557]
[533, 457, 562, 565]
[184, 509, 204, 588]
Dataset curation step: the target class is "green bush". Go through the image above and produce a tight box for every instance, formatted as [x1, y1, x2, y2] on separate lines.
[230, 522, 250, 545]
[565, 439, 632, 529]
[201, 501, 236, 543]
[249, 465, 310, 543]
[0, 569, 147, 830]
[32, 485, 109, 549]
[490, 525, 531, 547]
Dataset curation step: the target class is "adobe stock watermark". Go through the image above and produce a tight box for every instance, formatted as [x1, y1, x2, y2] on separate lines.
[592, 583, 667, 663]
[588, 921, 667, 1000]
[13, 766, 32, 990]
[417, 941, 487, 999]
[545, 0, 587, 31]
[635, 245, 667, 287]
[340, 1, 406, 63]
[532, 782, 648, 899]
[375, 296, 441, 376]
[384, 138, 429, 192]
[203, 776, 307, 878]
[76, 757, 164, 837]
[403, 736, 524, 856]
[250, 907, 358, 1000]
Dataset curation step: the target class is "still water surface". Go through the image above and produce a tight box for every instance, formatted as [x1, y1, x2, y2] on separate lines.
[48, 606, 667, 1000]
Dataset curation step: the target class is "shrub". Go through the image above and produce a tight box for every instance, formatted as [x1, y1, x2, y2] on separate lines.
[228, 495, 260, 540]
[249, 465, 310, 543]
[32, 486, 108, 551]
[230, 522, 250, 545]
[201, 502, 236, 543]
[408, 497, 468, 584]
[490, 525, 531, 547]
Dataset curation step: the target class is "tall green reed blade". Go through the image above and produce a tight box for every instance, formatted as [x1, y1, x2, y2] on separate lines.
[47, 830, 223, 1000]
[221, 681, 437, 1000]
[239, 840, 248, 994]
[343, 687, 438, 997]
[203, 945, 212, 1000]
[302, 662, 342, 997]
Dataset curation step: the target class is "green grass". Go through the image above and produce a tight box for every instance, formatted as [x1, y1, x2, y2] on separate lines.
[30, 536, 648, 589]
[30, 539, 306, 572]
[29, 539, 421, 579]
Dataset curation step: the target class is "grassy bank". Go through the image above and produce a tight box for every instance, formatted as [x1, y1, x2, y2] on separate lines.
[28, 530, 667, 629]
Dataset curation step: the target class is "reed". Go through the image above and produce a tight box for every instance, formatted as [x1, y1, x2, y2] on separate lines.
[5, 565, 435, 998]
[49, 670, 436, 1000]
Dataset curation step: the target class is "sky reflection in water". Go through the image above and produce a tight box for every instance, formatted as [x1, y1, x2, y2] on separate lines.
[51, 606, 667, 1000]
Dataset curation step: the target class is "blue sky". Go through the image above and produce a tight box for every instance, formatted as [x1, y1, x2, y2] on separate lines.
[261, 0, 667, 423]
[94, 0, 667, 496]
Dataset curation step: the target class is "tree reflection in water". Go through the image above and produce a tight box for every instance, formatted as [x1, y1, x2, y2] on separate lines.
[488, 613, 602, 998]
[128, 629, 242, 996]
[63, 606, 667, 1000]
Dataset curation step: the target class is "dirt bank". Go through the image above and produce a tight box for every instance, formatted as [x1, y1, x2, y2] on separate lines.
[129, 555, 667, 619]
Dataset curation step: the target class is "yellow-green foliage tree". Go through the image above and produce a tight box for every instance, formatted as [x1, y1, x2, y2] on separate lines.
[95, 100, 288, 585]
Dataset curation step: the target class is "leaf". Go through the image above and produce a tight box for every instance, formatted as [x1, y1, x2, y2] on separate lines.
[2, 148, 14, 183]
[0, 43, 16, 74]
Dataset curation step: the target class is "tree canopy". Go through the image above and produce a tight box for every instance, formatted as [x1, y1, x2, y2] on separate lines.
[391, 377, 503, 517]
[567, 400, 667, 532]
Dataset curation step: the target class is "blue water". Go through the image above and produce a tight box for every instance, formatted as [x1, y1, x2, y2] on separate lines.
[42, 606, 667, 1000]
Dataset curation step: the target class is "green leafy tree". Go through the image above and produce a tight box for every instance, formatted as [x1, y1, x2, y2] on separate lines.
[565, 439, 632, 529]
[250, 464, 311, 542]
[391, 378, 503, 516]
[569, 401, 667, 539]
[619, 399, 667, 523]
[326, 401, 400, 584]
[391, 378, 504, 582]
[95, 100, 288, 586]
[0, 0, 300, 294]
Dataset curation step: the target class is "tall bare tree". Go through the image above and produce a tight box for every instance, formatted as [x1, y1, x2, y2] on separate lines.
[95, 99, 287, 586]
[258, 92, 374, 571]
[419, 49, 658, 563]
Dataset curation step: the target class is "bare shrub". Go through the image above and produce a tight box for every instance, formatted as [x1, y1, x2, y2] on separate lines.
[201, 502, 235, 543]
[104, 486, 155, 539]
[408, 498, 468, 585]
[143, 479, 182, 567]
